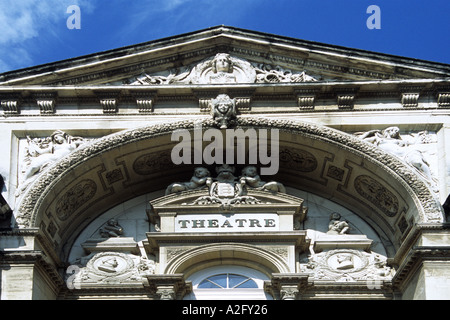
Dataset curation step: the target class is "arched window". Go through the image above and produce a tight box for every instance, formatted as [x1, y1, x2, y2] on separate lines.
[185, 265, 272, 300]
[198, 273, 258, 289]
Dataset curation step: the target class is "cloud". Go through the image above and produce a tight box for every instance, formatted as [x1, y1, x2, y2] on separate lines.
[0, 0, 96, 72]
[115, 0, 259, 43]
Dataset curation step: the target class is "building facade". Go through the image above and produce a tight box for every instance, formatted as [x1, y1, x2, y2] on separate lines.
[0, 26, 449, 300]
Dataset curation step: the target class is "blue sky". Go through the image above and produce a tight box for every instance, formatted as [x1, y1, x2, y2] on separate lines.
[0, 0, 449, 73]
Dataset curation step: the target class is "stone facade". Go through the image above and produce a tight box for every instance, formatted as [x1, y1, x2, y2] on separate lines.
[0, 26, 449, 300]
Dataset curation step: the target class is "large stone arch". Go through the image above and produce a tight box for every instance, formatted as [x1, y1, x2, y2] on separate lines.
[15, 117, 444, 263]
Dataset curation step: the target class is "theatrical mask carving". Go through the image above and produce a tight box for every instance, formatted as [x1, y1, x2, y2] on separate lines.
[211, 94, 237, 129]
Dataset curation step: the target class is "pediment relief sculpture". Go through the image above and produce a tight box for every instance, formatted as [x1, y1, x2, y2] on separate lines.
[17, 130, 90, 194]
[300, 249, 394, 283]
[67, 251, 156, 289]
[128, 53, 318, 85]
[354, 127, 438, 191]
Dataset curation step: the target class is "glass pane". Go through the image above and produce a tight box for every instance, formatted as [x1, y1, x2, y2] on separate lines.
[228, 274, 249, 288]
[236, 279, 258, 288]
[197, 273, 258, 289]
[207, 274, 227, 288]
[198, 279, 222, 288]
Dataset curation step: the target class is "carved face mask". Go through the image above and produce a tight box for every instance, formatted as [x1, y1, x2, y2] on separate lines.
[214, 55, 231, 72]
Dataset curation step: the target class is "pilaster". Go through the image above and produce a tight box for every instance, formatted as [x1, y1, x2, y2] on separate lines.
[143, 274, 192, 300]
[264, 273, 309, 300]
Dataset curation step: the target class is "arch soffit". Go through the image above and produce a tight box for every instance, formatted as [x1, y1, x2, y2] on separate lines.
[164, 243, 291, 277]
[15, 117, 443, 259]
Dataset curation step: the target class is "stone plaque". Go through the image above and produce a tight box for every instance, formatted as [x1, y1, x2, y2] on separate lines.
[175, 213, 279, 233]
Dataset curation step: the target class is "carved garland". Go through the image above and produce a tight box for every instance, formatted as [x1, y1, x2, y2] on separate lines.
[15, 117, 443, 227]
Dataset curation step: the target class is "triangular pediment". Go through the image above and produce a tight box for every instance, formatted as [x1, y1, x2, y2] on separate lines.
[1, 26, 449, 86]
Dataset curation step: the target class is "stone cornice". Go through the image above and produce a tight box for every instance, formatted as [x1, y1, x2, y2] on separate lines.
[0, 249, 66, 292]
[1, 26, 449, 87]
[1, 79, 449, 116]
[391, 223, 450, 290]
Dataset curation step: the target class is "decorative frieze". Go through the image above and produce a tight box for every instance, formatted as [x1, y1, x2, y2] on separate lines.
[354, 127, 438, 192]
[55, 179, 97, 221]
[279, 148, 317, 172]
[17, 130, 89, 195]
[133, 151, 175, 175]
[354, 175, 399, 217]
